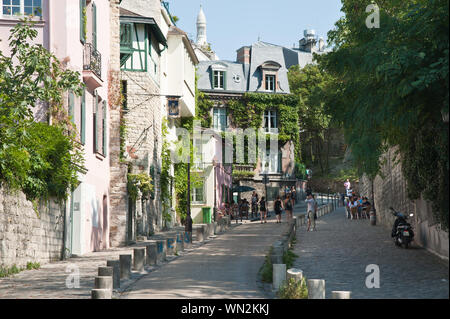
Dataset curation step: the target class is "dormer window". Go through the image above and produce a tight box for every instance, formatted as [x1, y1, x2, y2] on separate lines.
[210, 63, 227, 90]
[259, 61, 281, 92]
[213, 70, 225, 89]
[265, 75, 275, 91]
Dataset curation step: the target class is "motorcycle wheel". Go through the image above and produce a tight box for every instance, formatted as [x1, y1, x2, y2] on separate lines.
[404, 242, 410, 249]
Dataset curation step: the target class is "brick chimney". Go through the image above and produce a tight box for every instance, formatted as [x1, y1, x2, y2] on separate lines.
[236, 46, 251, 64]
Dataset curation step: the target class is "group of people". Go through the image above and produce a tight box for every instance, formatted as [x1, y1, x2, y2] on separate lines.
[223, 187, 297, 224]
[345, 195, 372, 220]
[343, 179, 372, 220]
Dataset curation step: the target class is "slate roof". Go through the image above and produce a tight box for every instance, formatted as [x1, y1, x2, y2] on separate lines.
[196, 40, 325, 95]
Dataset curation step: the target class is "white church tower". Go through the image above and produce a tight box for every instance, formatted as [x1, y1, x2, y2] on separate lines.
[193, 5, 218, 61]
[196, 5, 207, 47]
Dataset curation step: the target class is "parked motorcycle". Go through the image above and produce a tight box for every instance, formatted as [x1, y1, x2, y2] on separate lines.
[390, 207, 415, 249]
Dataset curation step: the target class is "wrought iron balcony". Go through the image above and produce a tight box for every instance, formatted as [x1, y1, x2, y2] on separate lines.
[83, 43, 101, 79]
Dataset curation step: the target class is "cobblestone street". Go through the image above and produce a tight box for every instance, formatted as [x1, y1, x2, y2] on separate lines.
[293, 207, 449, 299]
[121, 217, 289, 299]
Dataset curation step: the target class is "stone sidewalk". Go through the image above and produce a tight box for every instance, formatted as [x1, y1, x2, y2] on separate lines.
[292, 207, 449, 299]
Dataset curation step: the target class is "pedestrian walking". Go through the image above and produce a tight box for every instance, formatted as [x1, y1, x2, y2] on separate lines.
[259, 196, 267, 223]
[291, 186, 297, 204]
[274, 196, 283, 223]
[345, 197, 351, 219]
[284, 193, 294, 222]
[251, 191, 259, 219]
[306, 193, 316, 231]
[242, 199, 249, 220]
[238, 199, 243, 222]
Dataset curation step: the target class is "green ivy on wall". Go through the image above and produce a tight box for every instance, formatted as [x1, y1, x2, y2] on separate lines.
[160, 117, 173, 224]
[226, 93, 301, 162]
[127, 172, 153, 202]
[173, 117, 202, 223]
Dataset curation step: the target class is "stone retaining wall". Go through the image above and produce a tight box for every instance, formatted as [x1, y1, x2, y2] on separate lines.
[359, 148, 449, 259]
[0, 187, 64, 268]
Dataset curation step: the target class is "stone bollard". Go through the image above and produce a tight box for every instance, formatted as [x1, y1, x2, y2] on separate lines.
[307, 279, 326, 299]
[194, 225, 205, 242]
[286, 268, 303, 283]
[91, 288, 112, 299]
[271, 244, 284, 264]
[156, 240, 167, 263]
[133, 248, 146, 272]
[370, 212, 376, 225]
[106, 260, 120, 289]
[206, 223, 213, 238]
[166, 236, 177, 255]
[119, 254, 131, 280]
[331, 291, 351, 299]
[184, 231, 192, 249]
[145, 243, 157, 266]
[94, 276, 113, 291]
[177, 232, 185, 251]
[273, 264, 287, 291]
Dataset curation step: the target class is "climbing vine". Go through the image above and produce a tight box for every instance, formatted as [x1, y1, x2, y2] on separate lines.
[227, 93, 301, 162]
[173, 117, 201, 223]
[160, 117, 172, 223]
[195, 73, 213, 128]
[127, 172, 153, 202]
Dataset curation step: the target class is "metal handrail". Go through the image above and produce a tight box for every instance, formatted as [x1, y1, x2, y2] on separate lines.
[83, 43, 102, 79]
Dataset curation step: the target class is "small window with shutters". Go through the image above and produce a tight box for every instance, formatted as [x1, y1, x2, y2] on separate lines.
[93, 90, 104, 155]
[102, 100, 107, 156]
[80, 0, 86, 43]
[92, 2, 97, 49]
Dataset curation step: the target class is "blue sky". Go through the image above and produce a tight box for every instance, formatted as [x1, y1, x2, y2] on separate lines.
[167, 0, 344, 61]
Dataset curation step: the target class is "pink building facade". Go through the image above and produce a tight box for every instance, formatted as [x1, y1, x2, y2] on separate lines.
[0, 0, 112, 255]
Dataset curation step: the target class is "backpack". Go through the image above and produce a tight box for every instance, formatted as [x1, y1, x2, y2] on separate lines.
[275, 200, 281, 212]
[286, 200, 292, 211]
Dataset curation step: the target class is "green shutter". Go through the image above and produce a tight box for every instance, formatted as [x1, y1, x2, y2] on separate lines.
[68, 91, 75, 123]
[223, 71, 227, 90]
[93, 91, 98, 153]
[81, 90, 86, 144]
[210, 70, 214, 89]
[102, 101, 107, 156]
[92, 2, 97, 49]
[80, 0, 86, 43]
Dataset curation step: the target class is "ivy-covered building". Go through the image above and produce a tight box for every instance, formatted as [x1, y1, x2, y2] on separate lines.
[196, 28, 326, 204]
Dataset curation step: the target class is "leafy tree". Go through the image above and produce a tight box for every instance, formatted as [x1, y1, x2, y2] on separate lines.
[288, 64, 333, 174]
[0, 20, 85, 202]
[317, 0, 449, 228]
